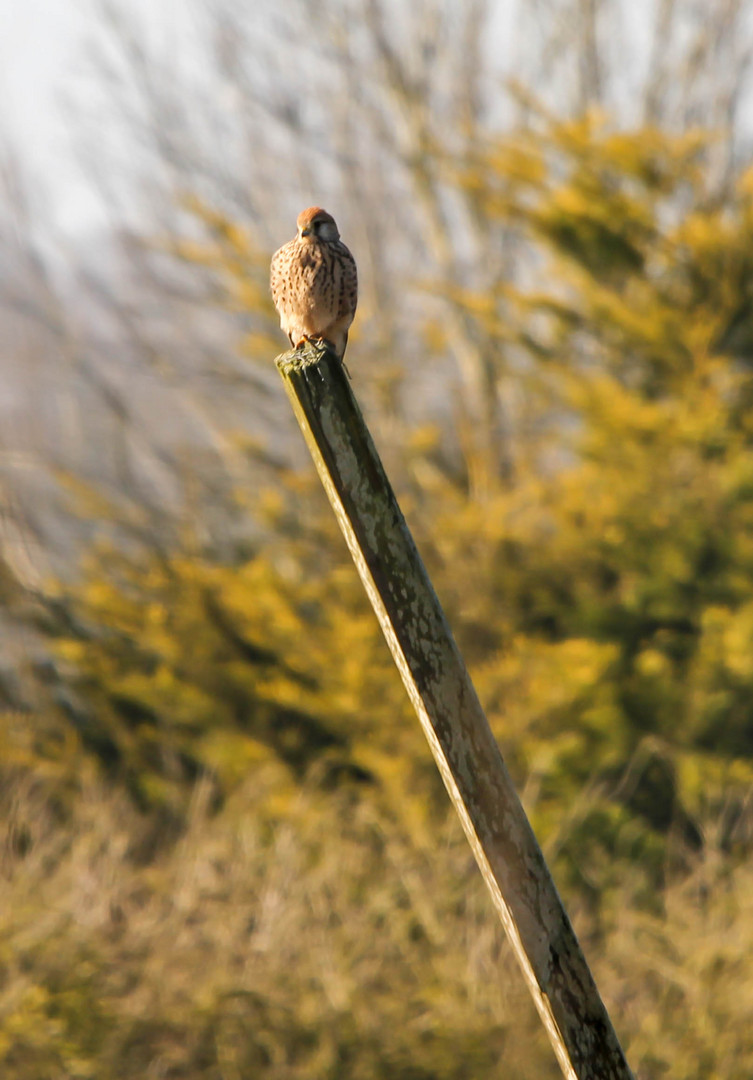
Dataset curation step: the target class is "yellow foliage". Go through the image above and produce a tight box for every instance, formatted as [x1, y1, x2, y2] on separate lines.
[8, 110, 753, 1078]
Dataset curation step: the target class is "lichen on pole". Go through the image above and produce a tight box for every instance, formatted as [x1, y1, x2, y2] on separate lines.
[276, 342, 634, 1080]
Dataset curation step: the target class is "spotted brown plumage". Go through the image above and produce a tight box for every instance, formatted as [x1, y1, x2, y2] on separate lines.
[270, 207, 358, 361]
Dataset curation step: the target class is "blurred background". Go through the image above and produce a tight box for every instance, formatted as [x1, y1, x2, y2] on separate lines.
[2, 1, 753, 1076]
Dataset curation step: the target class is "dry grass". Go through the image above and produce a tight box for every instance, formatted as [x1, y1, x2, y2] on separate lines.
[0, 762, 550, 1079]
[2, 759, 753, 1079]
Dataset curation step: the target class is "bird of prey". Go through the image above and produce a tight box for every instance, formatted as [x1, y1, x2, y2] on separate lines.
[270, 206, 358, 361]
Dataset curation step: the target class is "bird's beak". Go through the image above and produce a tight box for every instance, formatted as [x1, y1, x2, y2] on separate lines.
[300, 226, 311, 237]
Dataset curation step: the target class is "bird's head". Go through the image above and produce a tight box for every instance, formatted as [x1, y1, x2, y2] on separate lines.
[297, 206, 340, 243]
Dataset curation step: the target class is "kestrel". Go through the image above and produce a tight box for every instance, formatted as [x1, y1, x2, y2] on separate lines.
[270, 207, 358, 361]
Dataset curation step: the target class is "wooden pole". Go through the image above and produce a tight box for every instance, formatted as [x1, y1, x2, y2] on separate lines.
[276, 343, 633, 1080]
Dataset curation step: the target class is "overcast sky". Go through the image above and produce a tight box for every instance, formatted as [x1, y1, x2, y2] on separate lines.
[1, 0, 94, 231]
[0, 0, 189, 236]
[3, 0, 752, 240]
[0, 0, 654, 238]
